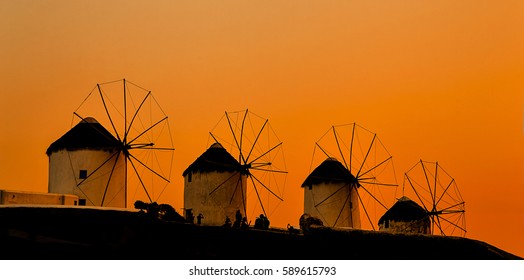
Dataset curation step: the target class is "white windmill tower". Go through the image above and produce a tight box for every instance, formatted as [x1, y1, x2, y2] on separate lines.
[47, 79, 174, 208]
[302, 157, 361, 228]
[183, 142, 246, 226]
[378, 196, 431, 234]
[47, 117, 126, 207]
[302, 123, 398, 230]
[183, 109, 287, 227]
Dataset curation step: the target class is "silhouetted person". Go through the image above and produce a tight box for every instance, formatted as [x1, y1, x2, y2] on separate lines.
[262, 214, 270, 229]
[255, 214, 268, 229]
[287, 223, 299, 234]
[197, 213, 204, 225]
[233, 210, 242, 228]
[254, 216, 262, 229]
[147, 202, 159, 219]
[187, 210, 195, 224]
[235, 209, 242, 221]
[223, 216, 232, 227]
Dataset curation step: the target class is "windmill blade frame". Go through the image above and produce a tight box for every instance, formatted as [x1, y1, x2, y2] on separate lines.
[68, 79, 175, 207]
[402, 160, 467, 237]
[206, 109, 288, 221]
[304, 123, 398, 230]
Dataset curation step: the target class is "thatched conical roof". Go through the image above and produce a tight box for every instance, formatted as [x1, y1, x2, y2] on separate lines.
[46, 117, 120, 156]
[378, 196, 428, 224]
[182, 142, 241, 176]
[301, 157, 358, 187]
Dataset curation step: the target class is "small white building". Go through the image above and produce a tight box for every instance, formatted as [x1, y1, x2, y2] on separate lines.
[46, 117, 126, 208]
[0, 189, 78, 206]
[301, 157, 361, 228]
[378, 196, 430, 234]
[183, 143, 246, 226]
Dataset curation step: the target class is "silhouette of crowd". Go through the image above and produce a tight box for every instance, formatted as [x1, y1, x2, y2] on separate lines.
[223, 210, 251, 229]
[254, 214, 270, 230]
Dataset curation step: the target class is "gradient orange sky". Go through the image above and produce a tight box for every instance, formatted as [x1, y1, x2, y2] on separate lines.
[1, 1, 523, 257]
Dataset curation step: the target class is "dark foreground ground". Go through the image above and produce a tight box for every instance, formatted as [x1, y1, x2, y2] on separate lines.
[0, 206, 520, 260]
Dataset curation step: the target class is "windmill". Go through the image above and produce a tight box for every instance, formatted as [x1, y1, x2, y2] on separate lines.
[47, 79, 174, 208]
[302, 123, 398, 230]
[183, 109, 287, 226]
[401, 160, 466, 237]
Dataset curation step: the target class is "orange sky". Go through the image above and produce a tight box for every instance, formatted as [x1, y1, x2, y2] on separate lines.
[1, 1, 523, 257]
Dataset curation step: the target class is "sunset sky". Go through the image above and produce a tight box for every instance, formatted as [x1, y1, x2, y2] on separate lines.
[1, 1, 523, 257]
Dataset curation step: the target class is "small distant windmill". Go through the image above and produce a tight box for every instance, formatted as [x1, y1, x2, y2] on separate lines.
[400, 160, 466, 237]
[378, 196, 431, 234]
[183, 109, 287, 225]
[47, 79, 174, 208]
[302, 123, 398, 230]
